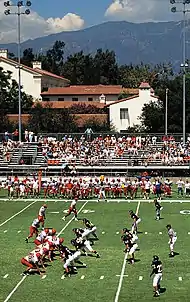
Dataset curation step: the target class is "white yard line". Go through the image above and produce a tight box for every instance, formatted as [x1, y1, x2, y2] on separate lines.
[3, 275, 27, 302]
[0, 201, 37, 227]
[114, 200, 141, 302]
[3, 201, 88, 302]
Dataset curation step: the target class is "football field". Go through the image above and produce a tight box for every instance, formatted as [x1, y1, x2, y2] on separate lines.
[0, 198, 190, 302]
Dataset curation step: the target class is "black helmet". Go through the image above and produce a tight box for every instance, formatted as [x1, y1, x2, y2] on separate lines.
[153, 255, 159, 261]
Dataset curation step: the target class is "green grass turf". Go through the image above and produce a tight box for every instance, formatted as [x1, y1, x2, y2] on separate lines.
[0, 199, 190, 302]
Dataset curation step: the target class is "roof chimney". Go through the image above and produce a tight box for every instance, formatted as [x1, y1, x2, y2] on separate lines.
[0, 49, 8, 59]
[32, 61, 42, 69]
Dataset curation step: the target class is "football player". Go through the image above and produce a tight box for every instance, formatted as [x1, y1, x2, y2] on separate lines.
[21, 248, 45, 276]
[122, 228, 138, 243]
[81, 218, 99, 240]
[60, 245, 86, 277]
[121, 233, 138, 264]
[150, 255, 163, 297]
[62, 197, 78, 221]
[71, 237, 100, 258]
[166, 224, 177, 257]
[25, 218, 40, 243]
[154, 199, 163, 220]
[129, 210, 141, 234]
[38, 204, 47, 228]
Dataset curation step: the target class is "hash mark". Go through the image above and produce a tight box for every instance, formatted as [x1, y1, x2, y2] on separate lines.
[100, 276, 104, 279]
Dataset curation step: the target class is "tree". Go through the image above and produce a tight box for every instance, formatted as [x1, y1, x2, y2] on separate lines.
[38, 41, 65, 75]
[28, 103, 77, 133]
[0, 67, 33, 114]
[139, 101, 164, 132]
[21, 48, 35, 67]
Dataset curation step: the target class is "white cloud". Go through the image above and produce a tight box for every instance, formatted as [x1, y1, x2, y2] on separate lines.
[105, 0, 182, 23]
[0, 1, 84, 43]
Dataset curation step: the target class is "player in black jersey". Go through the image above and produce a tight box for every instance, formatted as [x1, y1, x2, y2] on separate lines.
[60, 245, 86, 276]
[121, 233, 138, 264]
[72, 228, 84, 238]
[129, 210, 141, 234]
[150, 255, 163, 297]
[80, 218, 99, 240]
[71, 237, 100, 258]
[122, 228, 138, 243]
[154, 199, 163, 220]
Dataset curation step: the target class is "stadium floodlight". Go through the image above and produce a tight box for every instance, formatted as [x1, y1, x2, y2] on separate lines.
[4, 1, 32, 142]
[26, 1, 31, 6]
[4, 1, 10, 6]
[17, 1, 23, 6]
[25, 9, 30, 14]
[4, 9, 10, 15]
[170, 0, 190, 144]
[171, 6, 177, 12]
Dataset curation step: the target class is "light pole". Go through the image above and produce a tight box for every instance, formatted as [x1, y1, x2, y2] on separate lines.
[170, 0, 190, 144]
[165, 88, 169, 136]
[4, 1, 32, 142]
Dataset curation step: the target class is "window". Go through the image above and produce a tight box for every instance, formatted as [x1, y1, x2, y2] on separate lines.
[88, 97, 93, 102]
[120, 108, 129, 120]
[72, 97, 78, 102]
[58, 98, 65, 101]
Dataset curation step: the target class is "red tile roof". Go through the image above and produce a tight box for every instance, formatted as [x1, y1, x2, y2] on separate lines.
[139, 82, 151, 88]
[39, 101, 106, 109]
[41, 85, 138, 96]
[0, 56, 69, 82]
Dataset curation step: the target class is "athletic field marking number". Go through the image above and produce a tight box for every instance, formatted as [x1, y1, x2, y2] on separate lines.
[180, 210, 190, 215]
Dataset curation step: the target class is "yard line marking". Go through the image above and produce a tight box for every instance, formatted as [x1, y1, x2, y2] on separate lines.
[3, 275, 27, 302]
[3, 274, 9, 279]
[58, 201, 88, 236]
[178, 277, 182, 281]
[100, 276, 104, 279]
[0, 201, 37, 227]
[139, 276, 143, 281]
[4, 230, 7, 233]
[114, 200, 141, 302]
[116, 274, 128, 277]
[41, 275, 47, 280]
[61, 275, 65, 279]
[49, 211, 59, 214]
[3, 202, 88, 302]
[81, 275, 85, 279]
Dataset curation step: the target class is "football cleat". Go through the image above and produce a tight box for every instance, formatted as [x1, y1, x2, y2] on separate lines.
[25, 238, 28, 243]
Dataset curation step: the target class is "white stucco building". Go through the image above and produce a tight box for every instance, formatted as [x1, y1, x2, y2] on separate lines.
[0, 49, 70, 100]
[107, 82, 158, 132]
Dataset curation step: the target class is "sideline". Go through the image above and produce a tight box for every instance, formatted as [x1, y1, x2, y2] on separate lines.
[3, 201, 88, 302]
[0, 201, 37, 227]
[114, 200, 141, 302]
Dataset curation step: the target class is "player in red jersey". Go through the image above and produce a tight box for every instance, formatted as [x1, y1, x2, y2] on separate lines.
[21, 249, 45, 276]
[25, 218, 40, 243]
[62, 197, 78, 221]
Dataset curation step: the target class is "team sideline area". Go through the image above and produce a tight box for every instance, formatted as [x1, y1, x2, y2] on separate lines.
[0, 199, 190, 302]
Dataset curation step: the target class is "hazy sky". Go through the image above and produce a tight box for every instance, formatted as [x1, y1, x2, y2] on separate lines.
[0, 0, 186, 43]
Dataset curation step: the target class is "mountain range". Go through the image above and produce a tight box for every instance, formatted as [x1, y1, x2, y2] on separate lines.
[0, 21, 189, 66]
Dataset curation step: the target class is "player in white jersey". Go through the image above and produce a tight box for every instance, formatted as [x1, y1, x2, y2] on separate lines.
[166, 224, 177, 257]
[38, 204, 47, 228]
[25, 218, 40, 243]
[62, 197, 78, 220]
[144, 179, 152, 199]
